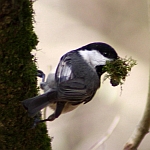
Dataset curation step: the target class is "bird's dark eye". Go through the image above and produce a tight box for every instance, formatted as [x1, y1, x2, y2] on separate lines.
[102, 51, 118, 59]
[102, 52, 109, 57]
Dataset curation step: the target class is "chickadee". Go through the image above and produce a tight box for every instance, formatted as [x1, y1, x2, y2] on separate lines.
[38, 71, 81, 116]
[22, 42, 118, 124]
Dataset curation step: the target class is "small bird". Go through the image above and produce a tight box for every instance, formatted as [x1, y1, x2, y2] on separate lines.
[22, 42, 118, 124]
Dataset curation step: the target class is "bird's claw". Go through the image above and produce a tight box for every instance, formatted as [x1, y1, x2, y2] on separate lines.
[31, 112, 42, 128]
[31, 114, 56, 128]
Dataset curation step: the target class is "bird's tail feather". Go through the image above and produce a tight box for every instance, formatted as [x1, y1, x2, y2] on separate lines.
[22, 92, 52, 117]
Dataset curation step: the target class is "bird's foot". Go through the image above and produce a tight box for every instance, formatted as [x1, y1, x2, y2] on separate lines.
[31, 114, 56, 128]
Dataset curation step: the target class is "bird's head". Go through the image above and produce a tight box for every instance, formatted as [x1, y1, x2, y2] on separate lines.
[78, 42, 118, 77]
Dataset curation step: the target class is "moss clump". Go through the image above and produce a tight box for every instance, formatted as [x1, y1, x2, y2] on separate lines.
[103, 57, 137, 87]
[0, 0, 51, 150]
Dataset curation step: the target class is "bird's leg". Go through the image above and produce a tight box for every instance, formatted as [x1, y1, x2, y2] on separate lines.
[37, 70, 45, 82]
[32, 102, 66, 127]
[40, 102, 66, 122]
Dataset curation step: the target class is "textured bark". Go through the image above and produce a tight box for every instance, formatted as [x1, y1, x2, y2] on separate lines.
[0, 0, 51, 149]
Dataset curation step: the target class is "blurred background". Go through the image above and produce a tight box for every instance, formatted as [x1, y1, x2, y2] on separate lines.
[33, 0, 149, 150]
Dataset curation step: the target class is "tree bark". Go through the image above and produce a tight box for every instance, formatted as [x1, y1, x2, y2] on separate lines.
[0, 0, 51, 149]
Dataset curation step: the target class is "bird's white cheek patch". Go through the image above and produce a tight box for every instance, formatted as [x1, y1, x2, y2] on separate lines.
[79, 50, 111, 67]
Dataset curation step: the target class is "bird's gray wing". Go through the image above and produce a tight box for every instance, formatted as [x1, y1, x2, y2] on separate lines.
[55, 54, 91, 103]
[58, 78, 87, 102]
[55, 55, 73, 83]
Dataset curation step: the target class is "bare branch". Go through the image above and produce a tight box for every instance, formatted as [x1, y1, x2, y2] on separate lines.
[123, 68, 150, 150]
[89, 116, 120, 150]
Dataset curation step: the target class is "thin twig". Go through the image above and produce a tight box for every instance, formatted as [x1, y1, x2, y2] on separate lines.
[123, 68, 150, 150]
[89, 116, 120, 150]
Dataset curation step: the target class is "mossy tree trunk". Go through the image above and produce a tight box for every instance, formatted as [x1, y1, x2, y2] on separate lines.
[0, 0, 51, 149]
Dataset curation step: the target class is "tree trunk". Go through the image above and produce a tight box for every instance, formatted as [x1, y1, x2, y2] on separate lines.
[0, 0, 51, 149]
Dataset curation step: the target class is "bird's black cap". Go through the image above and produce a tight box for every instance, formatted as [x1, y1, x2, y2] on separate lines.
[77, 42, 118, 60]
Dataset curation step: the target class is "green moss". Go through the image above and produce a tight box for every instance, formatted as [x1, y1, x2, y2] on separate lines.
[0, 1, 51, 149]
[103, 57, 137, 87]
